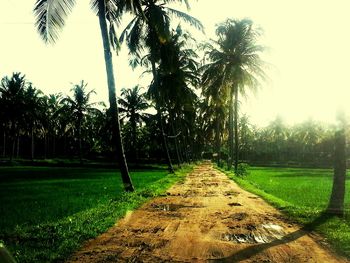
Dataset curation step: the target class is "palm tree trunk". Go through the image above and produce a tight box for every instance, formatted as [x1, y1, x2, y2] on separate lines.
[171, 118, 181, 168]
[98, 0, 134, 192]
[234, 88, 239, 173]
[16, 135, 20, 158]
[227, 90, 234, 170]
[53, 135, 56, 157]
[150, 58, 174, 173]
[31, 126, 34, 160]
[2, 130, 6, 158]
[215, 116, 221, 166]
[181, 133, 189, 163]
[131, 116, 138, 163]
[157, 107, 174, 173]
[327, 128, 346, 216]
[77, 117, 82, 164]
[44, 133, 47, 159]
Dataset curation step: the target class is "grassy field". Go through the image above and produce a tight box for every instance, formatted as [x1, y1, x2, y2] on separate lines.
[0, 165, 193, 262]
[220, 166, 350, 258]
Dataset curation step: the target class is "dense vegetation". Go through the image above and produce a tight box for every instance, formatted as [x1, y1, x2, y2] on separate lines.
[0, 74, 337, 168]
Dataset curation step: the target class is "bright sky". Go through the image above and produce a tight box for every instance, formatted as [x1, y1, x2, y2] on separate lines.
[1, 0, 350, 126]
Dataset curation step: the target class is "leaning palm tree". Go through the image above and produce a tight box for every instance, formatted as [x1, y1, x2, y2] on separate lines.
[33, 0, 137, 191]
[201, 18, 267, 172]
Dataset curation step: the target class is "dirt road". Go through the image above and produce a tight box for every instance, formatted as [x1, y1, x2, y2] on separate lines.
[68, 163, 348, 262]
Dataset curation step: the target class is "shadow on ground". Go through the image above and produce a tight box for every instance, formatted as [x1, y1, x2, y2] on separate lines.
[210, 213, 337, 262]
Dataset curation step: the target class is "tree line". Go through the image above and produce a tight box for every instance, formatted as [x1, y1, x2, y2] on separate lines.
[0, 73, 201, 166]
[0, 71, 338, 168]
[1, 0, 345, 194]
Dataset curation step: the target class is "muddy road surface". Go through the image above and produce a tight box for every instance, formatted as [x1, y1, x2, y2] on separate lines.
[68, 163, 348, 262]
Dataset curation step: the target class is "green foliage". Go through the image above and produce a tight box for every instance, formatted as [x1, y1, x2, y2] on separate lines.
[219, 166, 350, 258]
[235, 162, 250, 177]
[0, 165, 193, 262]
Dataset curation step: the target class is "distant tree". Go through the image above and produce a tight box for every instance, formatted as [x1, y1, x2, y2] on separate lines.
[42, 93, 64, 157]
[0, 73, 27, 160]
[62, 81, 102, 162]
[23, 83, 44, 160]
[118, 85, 149, 161]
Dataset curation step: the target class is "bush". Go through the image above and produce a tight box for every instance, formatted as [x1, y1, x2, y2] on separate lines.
[235, 163, 250, 177]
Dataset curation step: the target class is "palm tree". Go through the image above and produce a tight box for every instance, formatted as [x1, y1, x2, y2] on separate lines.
[23, 83, 44, 160]
[120, 4, 202, 171]
[33, 0, 136, 191]
[155, 27, 200, 166]
[62, 81, 102, 162]
[118, 85, 149, 161]
[42, 93, 64, 157]
[0, 73, 27, 161]
[201, 18, 267, 172]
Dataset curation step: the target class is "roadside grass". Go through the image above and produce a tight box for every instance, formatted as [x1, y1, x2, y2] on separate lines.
[218, 166, 350, 258]
[0, 165, 193, 263]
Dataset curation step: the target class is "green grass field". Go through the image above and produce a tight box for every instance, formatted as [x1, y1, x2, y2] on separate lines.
[220, 166, 350, 258]
[0, 165, 192, 262]
[246, 167, 350, 212]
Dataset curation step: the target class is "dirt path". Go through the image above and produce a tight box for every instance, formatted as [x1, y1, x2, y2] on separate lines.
[68, 163, 348, 262]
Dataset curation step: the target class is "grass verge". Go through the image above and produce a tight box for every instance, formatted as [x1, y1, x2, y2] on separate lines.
[0, 165, 193, 263]
[216, 166, 350, 258]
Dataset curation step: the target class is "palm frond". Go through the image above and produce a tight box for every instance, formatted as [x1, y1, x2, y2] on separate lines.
[34, 0, 76, 44]
[165, 7, 204, 32]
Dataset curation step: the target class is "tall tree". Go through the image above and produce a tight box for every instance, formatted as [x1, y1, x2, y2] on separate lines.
[0, 73, 27, 161]
[23, 83, 44, 160]
[33, 0, 136, 191]
[201, 18, 266, 172]
[118, 85, 149, 161]
[120, 1, 203, 171]
[62, 81, 101, 162]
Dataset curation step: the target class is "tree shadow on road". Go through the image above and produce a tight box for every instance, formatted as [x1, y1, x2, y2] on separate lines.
[210, 212, 336, 262]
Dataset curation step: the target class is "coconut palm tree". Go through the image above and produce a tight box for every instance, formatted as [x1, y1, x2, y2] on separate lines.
[61, 81, 102, 162]
[23, 83, 44, 160]
[33, 0, 137, 191]
[42, 93, 64, 157]
[0, 73, 27, 161]
[118, 85, 149, 161]
[201, 18, 267, 172]
[121, 7, 202, 171]
[155, 27, 200, 166]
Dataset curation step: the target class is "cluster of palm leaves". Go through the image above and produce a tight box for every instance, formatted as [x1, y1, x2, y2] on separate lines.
[200, 18, 267, 172]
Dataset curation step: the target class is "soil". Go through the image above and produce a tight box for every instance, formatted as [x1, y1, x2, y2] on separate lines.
[67, 162, 348, 262]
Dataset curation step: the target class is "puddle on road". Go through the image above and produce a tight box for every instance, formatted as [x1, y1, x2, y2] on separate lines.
[222, 223, 285, 244]
[228, 202, 242, 207]
[224, 190, 240, 196]
[227, 212, 248, 221]
[151, 203, 204, 211]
